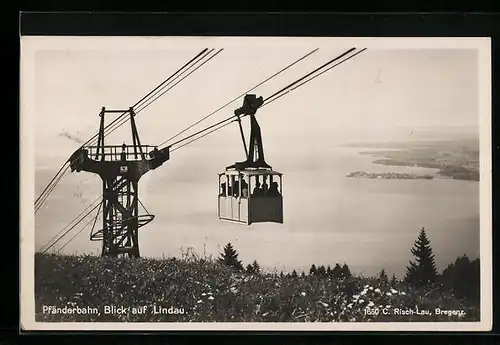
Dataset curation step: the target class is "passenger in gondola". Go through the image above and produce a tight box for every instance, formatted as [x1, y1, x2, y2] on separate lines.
[233, 179, 240, 197]
[220, 182, 227, 196]
[268, 181, 280, 196]
[262, 182, 269, 196]
[252, 181, 263, 197]
[240, 177, 249, 198]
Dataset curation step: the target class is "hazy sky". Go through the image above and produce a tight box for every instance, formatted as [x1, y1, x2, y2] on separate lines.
[25, 37, 487, 276]
[32, 39, 479, 163]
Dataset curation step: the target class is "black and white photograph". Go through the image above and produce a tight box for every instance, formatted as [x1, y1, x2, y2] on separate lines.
[20, 36, 492, 331]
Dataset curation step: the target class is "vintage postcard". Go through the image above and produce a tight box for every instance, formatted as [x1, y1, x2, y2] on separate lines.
[20, 36, 492, 331]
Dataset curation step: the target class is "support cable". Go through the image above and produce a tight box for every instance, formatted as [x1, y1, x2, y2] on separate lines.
[81, 48, 212, 148]
[134, 49, 223, 115]
[56, 203, 103, 254]
[34, 162, 70, 206]
[35, 48, 215, 211]
[98, 48, 224, 144]
[38, 195, 102, 253]
[164, 48, 364, 151]
[165, 48, 366, 152]
[158, 48, 320, 147]
[34, 165, 70, 213]
[262, 48, 368, 108]
[41, 201, 101, 254]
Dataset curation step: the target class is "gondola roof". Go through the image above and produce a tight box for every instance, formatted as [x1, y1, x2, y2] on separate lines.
[220, 169, 283, 176]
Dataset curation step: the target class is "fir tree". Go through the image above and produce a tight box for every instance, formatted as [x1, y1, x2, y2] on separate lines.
[246, 264, 254, 274]
[309, 264, 317, 276]
[301, 271, 306, 278]
[390, 274, 398, 287]
[327, 265, 333, 276]
[404, 227, 438, 288]
[251, 260, 260, 274]
[378, 269, 389, 286]
[441, 255, 480, 303]
[341, 263, 351, 279]
[218, 242, 244, 271]
[332, 263, 342, 279]
[291, 269, 298, 278]
[317, 265, 327, 277]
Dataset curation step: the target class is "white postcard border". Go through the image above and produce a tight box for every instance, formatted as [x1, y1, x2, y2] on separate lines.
[20, 36, 492, 332]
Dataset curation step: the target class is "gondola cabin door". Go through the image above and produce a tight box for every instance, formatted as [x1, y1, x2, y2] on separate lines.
[218, 169, 283, 225]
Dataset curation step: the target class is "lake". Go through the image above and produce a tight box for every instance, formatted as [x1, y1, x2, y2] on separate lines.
[34, 144, 480, 278]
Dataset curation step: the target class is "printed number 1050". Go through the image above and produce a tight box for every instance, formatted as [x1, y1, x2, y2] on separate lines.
[363, 307, 389, 316]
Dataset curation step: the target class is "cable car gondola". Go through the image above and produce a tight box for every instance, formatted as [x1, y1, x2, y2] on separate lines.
[218, 94, 284, 225]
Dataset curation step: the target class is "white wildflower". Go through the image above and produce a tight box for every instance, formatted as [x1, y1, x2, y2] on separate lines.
[360, 289, 368, 296]
[358, 299, 365, 304]
[318, 301, 329, 308]
[390, 288, 398, 294]
[385, 305, 390, 308]
[201, 293, 207, 296]
[352, 295, 360, 300]
[301, 292, 306, 297]
[401, 291, 406, 295]
[197, 300, 203, 304]
[364, 285, 370, 288]
[347, 303, 353, 308]
[367, 301, 375, 307]
[374, 288, 381, 294]
[369, 286, 374, 290]
[386, 292, 392, 296]
[208, 296, 215, 300]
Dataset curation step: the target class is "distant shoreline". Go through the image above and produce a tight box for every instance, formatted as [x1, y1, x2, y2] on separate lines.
[346, 171, 436, 180]
[343, 139, 479, 182]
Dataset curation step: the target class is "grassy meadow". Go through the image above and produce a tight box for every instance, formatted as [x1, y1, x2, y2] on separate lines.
[34, 252, 479, 323]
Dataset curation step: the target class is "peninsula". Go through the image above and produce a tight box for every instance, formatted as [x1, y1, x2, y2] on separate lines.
[345, 138, 479, 181]
[347, 171, 435, 180]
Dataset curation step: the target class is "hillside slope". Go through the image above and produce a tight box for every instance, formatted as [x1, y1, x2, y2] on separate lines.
[35, 253, 479, 322]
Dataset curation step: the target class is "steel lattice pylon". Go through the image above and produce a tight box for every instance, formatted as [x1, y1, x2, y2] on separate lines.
[99, 175, 142, 257]
[69, 107, 170, 258]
